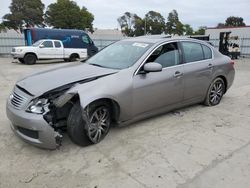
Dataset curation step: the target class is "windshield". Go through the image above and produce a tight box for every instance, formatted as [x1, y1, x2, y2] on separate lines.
[87, 41, 152, 70]
[32, 40, 43, 47]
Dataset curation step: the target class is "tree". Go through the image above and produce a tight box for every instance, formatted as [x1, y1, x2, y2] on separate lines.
[144, 11, 165, 35]
[225, 16, 246, 27]
[117, 12, 135, 36]
[216, 23, 225, 28]
[117, 12, 144, 37]
[133, 15, 144, 36]
[194, 26, 206, 35]
[166, 10, 184, 35]
[183, 24, 194, 35]
[2, 0, 44, 32]
[45, 0, 94, 32]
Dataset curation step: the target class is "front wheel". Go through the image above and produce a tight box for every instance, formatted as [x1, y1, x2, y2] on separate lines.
[24, 54, 36, 65]
[67, 101, 111, 146]
[204, 77, 225, 106]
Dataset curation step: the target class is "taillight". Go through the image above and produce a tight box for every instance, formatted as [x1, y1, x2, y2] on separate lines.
[230, 61, 235, 66]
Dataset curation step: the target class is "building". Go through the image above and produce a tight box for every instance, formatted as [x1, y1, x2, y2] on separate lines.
[205, 26, 250, 57]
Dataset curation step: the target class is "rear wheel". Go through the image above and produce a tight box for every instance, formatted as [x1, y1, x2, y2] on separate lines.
[204, 77, 225, 106]
[69, 54, 78, 62]
[24, 54, 36, 65]
[67, 101, 111, 146]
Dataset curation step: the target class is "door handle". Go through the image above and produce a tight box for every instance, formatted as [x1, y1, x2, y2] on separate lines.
[174, 71, 183, 78]
[208, 63, 213, 68]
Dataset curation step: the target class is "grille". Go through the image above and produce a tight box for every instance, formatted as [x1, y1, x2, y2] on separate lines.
[10, 92, 28, 110]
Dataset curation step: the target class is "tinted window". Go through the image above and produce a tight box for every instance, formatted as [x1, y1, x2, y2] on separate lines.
[182, 42, 204, 63]
[146, 42, 179, 68]
[202, 45, 212, 59]
[54, 41, 61, 48]
[42, 41, 53, 48]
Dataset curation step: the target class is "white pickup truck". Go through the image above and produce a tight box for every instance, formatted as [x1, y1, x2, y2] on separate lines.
[11, 39, 88, 64]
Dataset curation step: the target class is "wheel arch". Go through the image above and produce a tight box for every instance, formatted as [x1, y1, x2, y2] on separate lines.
[79, 97, 121, 123]
[217, 75, 228, 93]
[24, 52, 38, 59]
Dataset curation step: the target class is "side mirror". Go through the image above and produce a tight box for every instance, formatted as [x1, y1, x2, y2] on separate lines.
[39, 44, 44, 48]
[143, 62, 162, 73]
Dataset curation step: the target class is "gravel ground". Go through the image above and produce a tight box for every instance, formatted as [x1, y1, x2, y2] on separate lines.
[0, 58, 250, 188]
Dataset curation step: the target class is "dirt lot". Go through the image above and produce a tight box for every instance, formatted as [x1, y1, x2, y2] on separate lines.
[0, 58, 250, 188]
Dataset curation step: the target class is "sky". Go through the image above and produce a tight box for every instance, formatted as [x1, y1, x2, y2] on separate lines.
[0, 0, 249, 30]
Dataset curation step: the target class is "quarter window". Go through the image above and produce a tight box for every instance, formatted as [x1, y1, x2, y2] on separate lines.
[182, 42, 204, 63]
[82, 35, 90, 44]
[54, 41, 62, 48]
[202, 45, 212, 59]
[146, 42, 180, 68]
[42, 41, 53, 48]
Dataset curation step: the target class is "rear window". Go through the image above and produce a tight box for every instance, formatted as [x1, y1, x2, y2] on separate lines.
[202, 45, 212, 59]
[54, 41, 62, 48]
[182, 42, 204, 63]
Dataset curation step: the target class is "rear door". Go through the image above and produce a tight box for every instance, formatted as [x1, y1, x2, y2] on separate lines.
[132, 42, 184, 116]
[53, 41, 64, 58]
[181, 41, 214, 102]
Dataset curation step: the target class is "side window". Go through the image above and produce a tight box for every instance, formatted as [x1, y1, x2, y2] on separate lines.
[42, 41, 53, 48]
[54, 41, 62, 48]
[182, 42, 204, 63]
[82, 35, 90, 44]
[146, 42, 180, 68]
[202, 45, 212, 59]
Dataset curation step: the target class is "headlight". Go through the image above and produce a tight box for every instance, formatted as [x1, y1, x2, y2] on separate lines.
[26, 98, 48, 114]
[16, 49, 23, 53]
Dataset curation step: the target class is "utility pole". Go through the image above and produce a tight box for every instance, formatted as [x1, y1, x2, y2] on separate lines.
[144, 17, 147, 35]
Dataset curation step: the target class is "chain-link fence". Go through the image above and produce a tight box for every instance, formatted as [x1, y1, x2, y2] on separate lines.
[0, 35, 250, 57]
[209, 38, 250, 57]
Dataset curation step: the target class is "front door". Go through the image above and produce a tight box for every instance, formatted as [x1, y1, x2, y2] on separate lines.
[39, 40, 56, 59]
[132, 42, 184, 117]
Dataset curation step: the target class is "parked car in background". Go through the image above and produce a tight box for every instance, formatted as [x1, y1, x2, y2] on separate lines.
[11, 39, 88, 64]
[24, 28, 98, 57]
[6, 36, 235, 149]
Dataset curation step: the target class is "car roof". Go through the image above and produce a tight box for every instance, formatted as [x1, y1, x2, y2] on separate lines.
[123, 35, 208, 45]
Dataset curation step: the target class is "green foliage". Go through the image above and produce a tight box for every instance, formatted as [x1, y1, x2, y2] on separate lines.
[166, 10, 184, 35]
[117, 12, 144, 37]
[183, 24, 194, 35]
[144, 11, 165, 35]
[45, 0, 94, 32]
[194, 26, 206, 35]
[225, 16, 246, 27]
[2, 0, 44, 32]
[216, 23, 225, 28]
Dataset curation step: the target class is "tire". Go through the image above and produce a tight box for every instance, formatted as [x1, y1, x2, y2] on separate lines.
[18, 58, 24, 64]
[204, 77, 226, 106]
[67, 101, 111, 146]
[69, 54, 78, 62]
[24, 54, 36, 65]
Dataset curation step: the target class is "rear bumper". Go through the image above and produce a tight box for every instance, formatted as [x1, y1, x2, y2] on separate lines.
[6, 101, 60, 150]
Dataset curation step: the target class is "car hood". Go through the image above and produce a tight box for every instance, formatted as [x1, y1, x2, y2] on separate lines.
[14, 46, 37, 50]
[16, 63, 118, 96]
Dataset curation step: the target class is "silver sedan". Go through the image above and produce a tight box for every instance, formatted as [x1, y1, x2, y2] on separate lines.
[6, 36, 235, 149]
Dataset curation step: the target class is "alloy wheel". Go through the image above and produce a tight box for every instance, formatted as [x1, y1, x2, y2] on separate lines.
[209, 80, 224, 105]
[87, 106, 110, 143]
